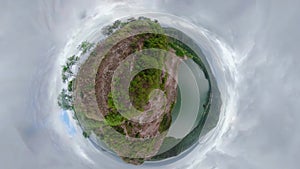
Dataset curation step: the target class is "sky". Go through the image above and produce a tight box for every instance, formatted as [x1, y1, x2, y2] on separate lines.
[0, 0, 300, 169]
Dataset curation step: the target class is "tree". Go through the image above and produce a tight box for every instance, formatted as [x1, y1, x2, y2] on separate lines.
[78, 41, 94, 54]
[68, 79, 74, 92]
[61, 54, 81, 83]
[83, 131, 90, 138]
[57, 89, 73, 110]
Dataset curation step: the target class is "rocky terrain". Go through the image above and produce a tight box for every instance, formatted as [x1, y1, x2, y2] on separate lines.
[68, 17, 215, 165]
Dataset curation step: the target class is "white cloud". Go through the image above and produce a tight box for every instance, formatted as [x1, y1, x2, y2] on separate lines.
[1, 0, 300, 169]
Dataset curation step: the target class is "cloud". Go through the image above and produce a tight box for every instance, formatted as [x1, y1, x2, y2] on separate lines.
[1, 0, 300, 169]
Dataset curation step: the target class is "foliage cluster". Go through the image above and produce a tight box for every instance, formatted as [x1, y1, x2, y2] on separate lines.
[168, 38, 197, 58]
[143, 34, 169, 50]
[105, 92, 126, 127]
[58, 41, 96, 138]
[129, 69, 166, 111]
[77, 41, 95, 54]
[101, 16, 154, 36]
[59, 55, 79, 110]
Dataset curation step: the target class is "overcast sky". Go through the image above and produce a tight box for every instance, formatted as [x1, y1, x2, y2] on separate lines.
[1, 0, 300, 169]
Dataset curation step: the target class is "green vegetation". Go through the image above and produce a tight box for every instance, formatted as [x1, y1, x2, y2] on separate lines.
[104, 113, 125, 126]
[192, 55, 209, 79]
[61, 17, 215, 165]
[59, 40, 95, 110]
[101, 17, 153, 36]
[105, 92, 126, 127]
[61, 55, 79, 83]
[68, 79, 74, 92]
[129, 69, 166, 111]
[59, 55, 79, 110]
[57, 89, 73, 110]
[143, 34, 169, 50]
[158, 114, 171, 133]
[82, 131, 90, 138]
[101, 19, 122, 36]
[101, 19, 202, 137]
[77, 41, 95, 54]
[59, 41, 98, 138]
[168, 38, 197, 58]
